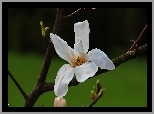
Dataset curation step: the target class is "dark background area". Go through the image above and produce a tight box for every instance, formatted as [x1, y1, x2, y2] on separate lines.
[8, 8, 147, 57]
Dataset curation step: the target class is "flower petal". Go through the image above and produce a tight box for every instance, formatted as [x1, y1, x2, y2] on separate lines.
[74, 20, 90, 53]
[50, 33, 73, 63]
[54, 64, 74, 98]
[68, 45, 75, 58]
[74, 37, 84, 53]
[75, 62, 98, 82]
[88, 48, 115, 70]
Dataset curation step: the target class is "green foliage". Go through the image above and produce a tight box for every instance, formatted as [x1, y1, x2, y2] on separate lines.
[8, 52, 147, 107]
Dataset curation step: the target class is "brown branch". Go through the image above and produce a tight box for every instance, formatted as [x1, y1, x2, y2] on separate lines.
[24, 8, 64, 107]
[127, 24, 147, 53]
[88, 80, 104, 107]
[40, 44, 147, 94]
[64, 8, 96, 19]
[64, 8, 85, 19]
[88, 92, 103, 107]
[8, 70, 28, 101]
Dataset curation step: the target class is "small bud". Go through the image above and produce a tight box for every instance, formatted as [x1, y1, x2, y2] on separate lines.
[91, 90, 94, 95]
[96, 79, 99, 84]
[96, 79, 102, 94]
[45, 27, 49, 31]
[54, 97, 66, 107]
[40, 21, 46, 37]
[40, 21, 43, 25]
[91, 90, 95, 100]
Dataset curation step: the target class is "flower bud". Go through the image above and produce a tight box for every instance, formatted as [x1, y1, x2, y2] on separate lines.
[54, 97, 66, 107]
[45, 27, 49, 31]
[90, 90, 95, 101]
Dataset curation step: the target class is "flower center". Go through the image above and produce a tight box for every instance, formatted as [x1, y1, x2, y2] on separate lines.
[72, 56, 85, 67]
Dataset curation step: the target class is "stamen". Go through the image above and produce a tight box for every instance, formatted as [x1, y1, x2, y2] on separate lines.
[72, 56, 85, 67]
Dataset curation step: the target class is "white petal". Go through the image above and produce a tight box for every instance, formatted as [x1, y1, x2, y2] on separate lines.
[74, 37, 84, 53]
[80, 52, 89, 62]
[74, 20, 90, 53]
[75, 62, 98, 82]
[88, 48, 115, 70]
[54, 64, 74, 98]
[50, 33, 73, 63]
[68, 46, 75, 57]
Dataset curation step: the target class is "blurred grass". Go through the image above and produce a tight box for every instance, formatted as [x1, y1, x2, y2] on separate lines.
[8, 52, 147, 107]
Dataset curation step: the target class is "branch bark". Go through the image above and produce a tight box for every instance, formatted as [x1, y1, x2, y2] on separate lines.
[64, 8, 84, 19]
[88, 93, 103, 107]
[40, 44, 147, 94]
[8, 70, 28, 100]
[24, 8, 64, 107]
[127, 24, 147, 52]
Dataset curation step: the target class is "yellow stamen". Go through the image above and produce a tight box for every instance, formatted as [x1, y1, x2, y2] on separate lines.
[72, 56, 85, 67]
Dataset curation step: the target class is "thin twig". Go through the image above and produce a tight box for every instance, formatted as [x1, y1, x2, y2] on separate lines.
[40, 44, 147, 94]
[127, 24, 147, 53]
[8, 70, 28, 101]
[43, 36, 51, 45]
[88, 80, 104, 107]
[64, 8, 85, 19]
[88, 93, 103, 107]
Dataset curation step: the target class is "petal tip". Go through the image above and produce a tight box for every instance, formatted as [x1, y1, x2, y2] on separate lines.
[107, 63, 115, 70]
[50, 33, 55, 37]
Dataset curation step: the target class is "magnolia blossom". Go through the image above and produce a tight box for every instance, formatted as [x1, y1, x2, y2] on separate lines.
[54, 97, 66, 107]
[50, 20, 115, 98]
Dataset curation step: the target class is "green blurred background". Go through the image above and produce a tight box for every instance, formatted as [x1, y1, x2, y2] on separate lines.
[8, 8, 147, 107]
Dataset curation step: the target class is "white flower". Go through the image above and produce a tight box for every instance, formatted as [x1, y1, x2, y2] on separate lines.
[50, 20, 115, 98]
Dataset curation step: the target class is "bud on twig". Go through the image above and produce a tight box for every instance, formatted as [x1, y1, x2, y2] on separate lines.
[45, 27, 49, 31]
[96, 79, 102, 94]
[40, 21, 46, 38]
[54, 97, 66, 107]
[88, 79, 105, 107]
[90, 90, 95, 101]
